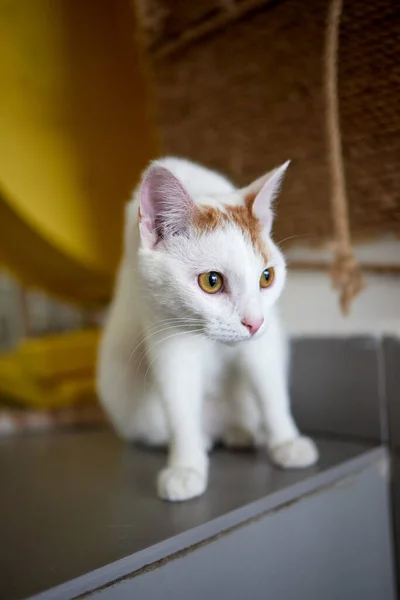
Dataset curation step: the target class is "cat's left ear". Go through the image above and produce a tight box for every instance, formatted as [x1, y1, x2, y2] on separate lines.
[242, 161, 290, 232]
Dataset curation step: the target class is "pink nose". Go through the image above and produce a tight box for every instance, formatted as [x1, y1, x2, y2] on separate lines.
[241, 317, 264, 335]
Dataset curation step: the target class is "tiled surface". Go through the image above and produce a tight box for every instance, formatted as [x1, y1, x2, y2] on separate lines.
[0, 432, 377, 600]
[0, 335, 398, 599]
[92, 460, 394, 600]
[290, 337, 385, 442]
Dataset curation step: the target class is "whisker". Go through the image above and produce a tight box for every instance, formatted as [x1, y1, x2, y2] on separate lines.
[128, 320, 203, 364]
[138, 316, 203, 332]
[276, 233, 317, 248]
[143, 330, 205, 391]
[131, 316, 203, 339]
[137, 328, 203, 374]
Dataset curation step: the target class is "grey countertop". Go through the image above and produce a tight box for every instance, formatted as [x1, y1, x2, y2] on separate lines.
[0, 429, 381, 600]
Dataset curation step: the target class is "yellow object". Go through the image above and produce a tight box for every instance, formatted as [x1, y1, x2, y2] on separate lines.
[0, 330, 99, 409]
[18, 329, 99, 382]
[0, 0, 158, 304]
[0, 1, 158, 407]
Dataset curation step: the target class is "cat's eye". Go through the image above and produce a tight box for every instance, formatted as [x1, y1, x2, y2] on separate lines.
[198, 271, 223, 294]
[260, 267, 275, 289]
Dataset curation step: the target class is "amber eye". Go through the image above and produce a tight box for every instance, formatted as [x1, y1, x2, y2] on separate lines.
[198, 271, 223, 294]
[260, 267, 275, 289]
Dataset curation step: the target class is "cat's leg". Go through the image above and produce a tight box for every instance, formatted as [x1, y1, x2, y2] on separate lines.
[149, 332, 208, 502]
[241, 333, 318, 469]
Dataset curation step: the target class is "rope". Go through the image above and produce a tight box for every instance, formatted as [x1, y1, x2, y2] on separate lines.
[325, 0, 364, 314]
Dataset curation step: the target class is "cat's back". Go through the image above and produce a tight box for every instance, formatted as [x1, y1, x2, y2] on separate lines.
[158, 157, 235, 199]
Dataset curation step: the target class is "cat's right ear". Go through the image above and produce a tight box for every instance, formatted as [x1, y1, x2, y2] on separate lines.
[138, 164, 196, 249]
[242, 161, 290, 233]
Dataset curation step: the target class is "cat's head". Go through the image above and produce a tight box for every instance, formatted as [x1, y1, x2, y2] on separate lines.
[134, 160, 289, 344]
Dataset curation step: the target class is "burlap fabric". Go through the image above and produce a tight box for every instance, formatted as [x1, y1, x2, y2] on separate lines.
[134, 0, 400, 310]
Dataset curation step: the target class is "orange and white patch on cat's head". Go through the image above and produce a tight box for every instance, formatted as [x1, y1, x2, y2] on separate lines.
[135, 159, 289, 344]
[138, 160, 289, 258]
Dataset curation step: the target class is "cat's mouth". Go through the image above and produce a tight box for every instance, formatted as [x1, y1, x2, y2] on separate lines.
[204, 330, 254, 345]
[204, 321, 267, 345]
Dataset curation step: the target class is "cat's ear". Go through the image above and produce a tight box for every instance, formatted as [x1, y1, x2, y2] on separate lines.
[138, 163, 197, 248]
[243, 161, 290, 232]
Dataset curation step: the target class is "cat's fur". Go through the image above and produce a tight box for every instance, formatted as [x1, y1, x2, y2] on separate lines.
[97, 157, 318, 502]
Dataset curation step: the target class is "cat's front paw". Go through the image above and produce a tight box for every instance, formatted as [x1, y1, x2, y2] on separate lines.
[157, 466, 207, 502]
[269, 436, 319, 469]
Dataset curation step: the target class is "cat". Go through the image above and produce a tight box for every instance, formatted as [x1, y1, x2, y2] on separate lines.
[97, 157, 318, 502]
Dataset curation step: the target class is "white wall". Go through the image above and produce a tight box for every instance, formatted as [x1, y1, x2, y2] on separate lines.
[281, 271, 400, 337]
[281, 239, 400, 337]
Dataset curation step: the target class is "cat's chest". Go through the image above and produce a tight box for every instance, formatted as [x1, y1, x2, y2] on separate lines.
[201, 342, 239, 395]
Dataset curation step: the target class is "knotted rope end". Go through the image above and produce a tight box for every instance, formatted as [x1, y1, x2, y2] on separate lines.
[330, 254, 364, 315]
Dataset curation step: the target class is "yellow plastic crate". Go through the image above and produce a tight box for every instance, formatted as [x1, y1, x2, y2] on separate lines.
[17, 329, 99, 382]
[0, 329, 99, 409]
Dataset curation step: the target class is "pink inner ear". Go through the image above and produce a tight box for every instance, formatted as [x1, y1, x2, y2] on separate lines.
[248, 161, 290, 230]
[140, 177, 156, 223]
[138, 163, 196, 249]
[138, 176, 158, 248]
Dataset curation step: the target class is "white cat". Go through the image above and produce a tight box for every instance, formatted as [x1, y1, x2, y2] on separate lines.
[97, 157, 318, 502]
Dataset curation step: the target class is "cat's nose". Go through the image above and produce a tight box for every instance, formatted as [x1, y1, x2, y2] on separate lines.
[241, 317, 264, 335]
